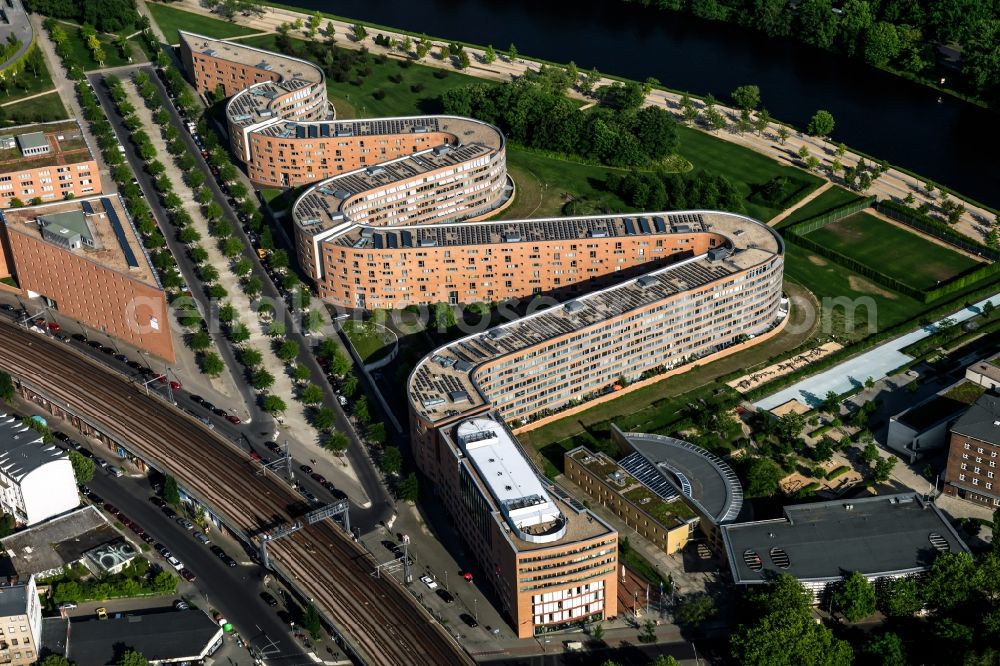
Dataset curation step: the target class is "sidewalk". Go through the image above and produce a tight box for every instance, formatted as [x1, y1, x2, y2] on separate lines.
[161, 0, 996, 242]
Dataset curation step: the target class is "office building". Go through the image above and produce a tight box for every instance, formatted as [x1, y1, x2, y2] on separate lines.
[0, 121, 100, 208]
[944, 392, 1000, 507]
[0, 195, 175, 362]
[721, 493, 968, 600]
[0, 575, 41, 666]
[0, 412, 78, 526]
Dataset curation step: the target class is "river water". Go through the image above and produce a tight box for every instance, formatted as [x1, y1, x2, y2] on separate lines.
[286, 0, 998, 208]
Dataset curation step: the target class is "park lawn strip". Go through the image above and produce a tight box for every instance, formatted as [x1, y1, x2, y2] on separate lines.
[805, 212, 980, 291]
[674, 124, 824, 222]
[342, 321, 392, 363]
[0, 54, 54, 103]
[775, 185, 864, 229]
[1, 91, 68, 124]
[147, 2, 261, 45]
[53, 20, 144, 71]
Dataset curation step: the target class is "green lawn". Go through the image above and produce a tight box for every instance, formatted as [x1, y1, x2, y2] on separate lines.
[782, 244, 926, 339]
[0, 51, 54, 103]
[234, 34, 480, 118]
[675, 124, 824, 222]
[55, 22, 146, 71]
[805, 212, 980, 290]
[147, 3, 260, 45]
[1, 92, 68, 124]
[342, 321, 393, 363]
[501, 148, 630, 219]
[776, 185, 864, 229]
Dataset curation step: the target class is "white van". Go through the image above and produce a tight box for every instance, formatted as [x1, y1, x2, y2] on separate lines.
[108, 466, 124, 478]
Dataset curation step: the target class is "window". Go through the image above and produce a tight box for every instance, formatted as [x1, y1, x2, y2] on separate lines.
[961, 463, 968, 470]
[959, 474, 966, 481]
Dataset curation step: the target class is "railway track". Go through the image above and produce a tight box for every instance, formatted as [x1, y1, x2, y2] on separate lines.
[0, 320, 471, 666]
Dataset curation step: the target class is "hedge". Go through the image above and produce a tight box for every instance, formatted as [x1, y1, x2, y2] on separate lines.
[875, 200, 1000, 261]
[785, 196, 876, 236]
[924, 262, 1000, 303]
[826, 465, 851, 480]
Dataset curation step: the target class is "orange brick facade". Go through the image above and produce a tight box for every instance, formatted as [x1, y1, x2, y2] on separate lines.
[0, 160, 100, 208]
[943, 431, 1000, 507]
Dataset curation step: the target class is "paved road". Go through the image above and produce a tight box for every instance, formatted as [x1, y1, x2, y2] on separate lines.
[756, 292, 1000, 410]
[145, 66, 393, 530]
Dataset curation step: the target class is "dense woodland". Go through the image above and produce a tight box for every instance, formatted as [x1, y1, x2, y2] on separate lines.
[623, 0, 1000, 105]
[25, 0, 140, 33]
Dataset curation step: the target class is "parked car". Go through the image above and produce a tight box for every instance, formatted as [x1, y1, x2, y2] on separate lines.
[436, 589, 455, 604]
[154, 543, 170, 557]
[161, 506, 177, 519]
[180, 568, 196, 582]
[166, 556, 183, 571]
[420, 575, 438, 590]
[226, 414, 242, 424]
[149, 496, 166, 508]
[60, 602, 78, 610]
[260, 591, 278, 607]
[176, 518, 195, 530]
[459, 613, 478, 628]
[193, 532, 211, 545]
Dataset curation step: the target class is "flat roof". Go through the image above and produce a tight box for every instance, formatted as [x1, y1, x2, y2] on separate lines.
[0, 195, 160, 288]
[617, 428, 743, 524]
[457, 419, 560, 535]
[407, 211, 782, 426]
[63, 609, 223, 666]
[17, 131, 48, 151]
[0, 411, 66, 482]
[0, 120, 92, 172]
[951, 392, 1000, 445]
[40, 210, 93, 243]
[896, 393, 967, 431]
[0, 581, 30, 617]
[721, 493, 970, 584]
[1, 505, 116, 577]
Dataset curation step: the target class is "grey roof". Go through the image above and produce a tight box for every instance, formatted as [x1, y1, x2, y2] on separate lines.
[1, 506, 118, 577]
[951, 392, 1000, 445]
[721, 493, 970, 584]
[64, 609, 223, 665]
[0, 582, 30, 617]
[0, 413, 67, 482]
[617, 428, 743, 524]
[39, 210, 93, 244]
[16, 131, 48, 152]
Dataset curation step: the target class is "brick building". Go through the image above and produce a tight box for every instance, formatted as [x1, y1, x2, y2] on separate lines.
[0, 120, 100, 208]
[944, 392, 1000, 507]
[0, 196, 174, 362]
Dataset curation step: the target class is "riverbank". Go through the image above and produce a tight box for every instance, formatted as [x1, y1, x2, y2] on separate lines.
[158, 0, 997, 240]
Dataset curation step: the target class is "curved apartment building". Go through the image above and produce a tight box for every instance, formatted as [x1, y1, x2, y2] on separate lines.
[407, 211, 784, 637]
[178, 32, 508, 191]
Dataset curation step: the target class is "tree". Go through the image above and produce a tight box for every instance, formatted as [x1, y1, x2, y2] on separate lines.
[674, 593, 716, 626]
[638, 619, 657, 643]
[797, 144, 811, 161]
[457, 49, 470, 69]
[293, 363, 311, 382]
[277, 340, 300, 362]
[795, 0, 838, 50]
[41, 656, 73, 666]
[777, 126, 790, 144]
[439, 44, 451, 60]
[69, 449, 96, 485]
[878, 575, 923, 617]
[326, 431, 349, 454]
[923, 551, 975, 612]
[0, 371, 13, 402]
[116, 650, 148, 666]
[806, 109, 835, 138]
[864, 21, 902, 66]
[864, 632, 906, 666]
[353, 395, 371, 425]
[731, 84, 761, 111]
[381, 446, 402, 475]
[243, 276, 263, 298]
[367, 422, 386, 446]
[200, 352, 225, 378]
[745, 457, 784, 498]
[228, 323, 250, 344]
[163, 474, 181, 506]
[262, 395, 286, 415]
[591, 622, 604, 642]
[302, 601, 322, 639]
[301, 383, 324, 405]
[482, 44, 496, 64]
[872, 455, 897, 483]
[508, 43, 519, 62]
[861, 442, 879, 464]
[832, 571, 876, 622]
[342, 374, 359, 398]
[731, 602, 852, 666]
[251, 369, 275, 391]
[399, 472, 419, 501]
[268, 321, 287, 338]
[313, 407, 335, 431]
[189, 330, 212, 352]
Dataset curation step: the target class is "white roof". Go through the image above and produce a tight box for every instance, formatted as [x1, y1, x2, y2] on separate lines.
[456, 419, 560, 533]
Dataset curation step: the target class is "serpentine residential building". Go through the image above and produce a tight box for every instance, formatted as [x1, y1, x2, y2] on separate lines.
[178, 33, 788, 639]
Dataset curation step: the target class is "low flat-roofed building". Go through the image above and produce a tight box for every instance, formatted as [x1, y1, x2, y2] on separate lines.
[0, 411, 78, 526]
[0, 195, 175, 362]
[721, 493, 969, 600]
[83, 537, 138, 576]
[886, 381, 985, 463]
[966, 355, 1000, 391]
[565, 445, 699, 555]
[0, 120, 100, 208]
[42, 609, 224, 666]
[1, 506, 123, 579]
[944, 392, 1000, 507]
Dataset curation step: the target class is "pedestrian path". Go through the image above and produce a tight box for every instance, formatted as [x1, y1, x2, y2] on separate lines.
[756, 292, 1000, 410]
[766, 181, 832, 227]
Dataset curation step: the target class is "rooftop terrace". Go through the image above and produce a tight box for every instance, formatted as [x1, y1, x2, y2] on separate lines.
[721, 493, 969, 584]
[407, 211, 782, 426]
[0, 120, 92, 172]
[1, 196, 160, 288]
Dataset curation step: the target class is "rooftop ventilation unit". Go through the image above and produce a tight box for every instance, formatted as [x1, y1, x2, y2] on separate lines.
[432, 144, 452, 156]
[564, 300, 584, 314]
[333, 190, 351, 199]
[417, 237, 437, 247]
[589, 228, 608, 238]
[365, 165, 385, 176]
[487, 328, 508, 340]
[707, 246, 732, 262]
[360, 228, 375, 239]
[608, 471, 627, 486]
[448, 390, 470, 403]
[636, 275, 658, 288]
[256, 61, 273, 71]
[501, 230, 521, 243]
[335, 129, 353, 137]
[413, 126, 428, 133]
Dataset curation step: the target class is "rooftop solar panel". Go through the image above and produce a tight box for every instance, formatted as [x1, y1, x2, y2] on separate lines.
[100, 198, 140, 269]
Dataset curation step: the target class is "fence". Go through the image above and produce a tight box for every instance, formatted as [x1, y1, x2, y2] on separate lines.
[784, 196, 876, 236]
[875, 200, 1000, 261]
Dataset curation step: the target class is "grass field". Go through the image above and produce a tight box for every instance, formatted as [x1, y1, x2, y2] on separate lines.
[501, 148, 630, 219]
[148, 3, 261, 45]
[0, 51, 54, 103]
[342, 321, 393, 363]
[1, 92, 68, 124]
[675, 124, 824, 222]
[54, 21, 146, 71]
[776, 185, 864, 229]
[805, 212, 979, 290]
